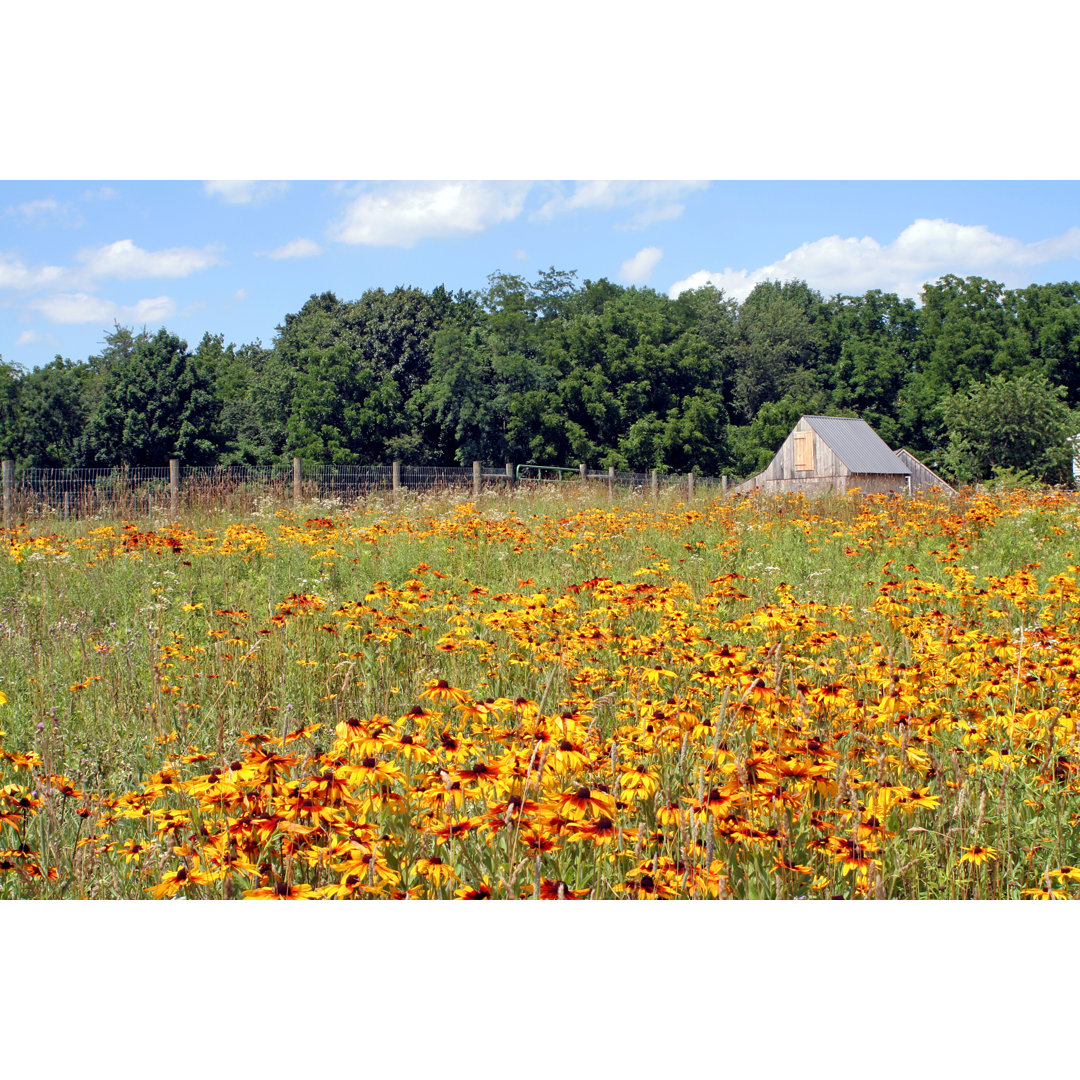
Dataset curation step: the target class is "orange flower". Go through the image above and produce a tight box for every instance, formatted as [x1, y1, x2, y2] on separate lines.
[419, 680, 472, 706]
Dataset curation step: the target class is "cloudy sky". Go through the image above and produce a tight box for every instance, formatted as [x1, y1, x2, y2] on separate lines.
[5, 3, 1078, 371]
[3, 179, 1079, 368]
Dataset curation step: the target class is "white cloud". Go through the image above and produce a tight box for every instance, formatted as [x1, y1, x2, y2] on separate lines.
[619, 246, 663, 284]
[615, 202, 688, 231]
[534, 181, 708, 228]
[203, 180, 289, 205]
[668, 218, 1080, 302]
[5, 197, 82, 227]
[0, 252, 68, 291]
[330, 182, 529, 247]
[261, 237, 323, 259]
[126, 296, 177, 323]
[74, 239, 223, 280]
[82, 186, 119, 201]
[15, 330, 39, 346]
[234, 288, 247, 302]
[2, 240, 220, 294]
[32, 292, 176, 325]
[31, 293, 117, 324]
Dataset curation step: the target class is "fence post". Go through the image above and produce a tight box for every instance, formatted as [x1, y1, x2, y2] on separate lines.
[293, 458, 302, 506]
[1, 459, 12, 528]
[608, 466, 615, 503]
[506, 462, 514, 487]
[687, 471, 695, 500]
[722, 474, 729, 495]
[63, 490, 71, 520]
[169, 458, 180, 515]
[650, 469, 658, 502]
[392, 460, 401, 503]
[472, 460, 481, 499]
[579, 462, 587, 483]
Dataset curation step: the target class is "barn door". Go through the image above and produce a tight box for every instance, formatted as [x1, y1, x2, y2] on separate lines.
[793, 431, 814, 471]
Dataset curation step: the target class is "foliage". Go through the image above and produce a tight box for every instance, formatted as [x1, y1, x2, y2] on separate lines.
[942, 371, 1076, 484]
[6, 269, 1080, 485]
[81, 328, 222, 466]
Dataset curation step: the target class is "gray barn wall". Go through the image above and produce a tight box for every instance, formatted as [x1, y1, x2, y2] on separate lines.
[893, 448, 957, 495]
[734, 417, 913, 496]
[735, 417, 852, 494]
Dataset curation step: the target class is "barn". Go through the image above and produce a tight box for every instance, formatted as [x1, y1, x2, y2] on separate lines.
[733, 415, 955, 496]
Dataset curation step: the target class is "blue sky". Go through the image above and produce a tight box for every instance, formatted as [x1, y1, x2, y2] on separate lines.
[3, 179, 1079, 369]
[5, 4, 1078, 371]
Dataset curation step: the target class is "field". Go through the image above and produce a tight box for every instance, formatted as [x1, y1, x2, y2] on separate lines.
[2, 482, 1079, 900]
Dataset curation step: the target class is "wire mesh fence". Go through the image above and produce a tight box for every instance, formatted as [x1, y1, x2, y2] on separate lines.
[1, 460, 734, 523]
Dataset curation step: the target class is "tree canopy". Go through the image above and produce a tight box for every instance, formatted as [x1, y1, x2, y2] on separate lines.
[3, 271, 1080, 485]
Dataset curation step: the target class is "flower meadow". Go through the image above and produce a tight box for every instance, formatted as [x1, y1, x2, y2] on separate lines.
[2, 484, 1080, 900]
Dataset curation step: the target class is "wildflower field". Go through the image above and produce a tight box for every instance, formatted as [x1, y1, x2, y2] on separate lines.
[3, 483, 1079, 900]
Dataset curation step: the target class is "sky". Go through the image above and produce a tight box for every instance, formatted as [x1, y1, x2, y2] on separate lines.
[3, 179, 1080, 369]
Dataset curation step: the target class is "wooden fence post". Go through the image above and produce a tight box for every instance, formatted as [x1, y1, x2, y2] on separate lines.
[579, 462, 587, 482]
[392, 460, 401, 503]
[472, 460, 481, 499]
[63, 490, 71, 520]
[608, 466, 615, 502]
[506, 462, 514, 487]
[293, 458, 302, 506]
[687, 471, 695, 500]
[650, 469, 658, 502]
[169, 458, 180, 515]
[722, 474, 729, 495]
[1, 459, 12, 528]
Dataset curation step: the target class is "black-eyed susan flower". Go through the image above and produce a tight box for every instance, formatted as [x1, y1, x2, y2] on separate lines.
[151, 857, 220, 898]
[538, 878, 589, 899]
[455, 877, 492, 899]
[415, 855, 457, 888]
[556, 785, 616, 821]
[419, 680, 472, 706]
[958, 845, 999, 866]
[242, 880, 317, 899]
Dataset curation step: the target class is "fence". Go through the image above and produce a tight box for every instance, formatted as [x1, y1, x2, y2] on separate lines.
[0, 458, 733, 524]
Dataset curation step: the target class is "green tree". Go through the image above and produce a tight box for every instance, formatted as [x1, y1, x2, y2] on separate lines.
[13, 357, 92, 467]
[266, 287, 456, 465]
[82, 328, 221, 465]
[524, 286, 731, 471]
[918, 275, 1030, 390]
[1005, 281, 1080, 404]
[730, 280, 829, 421]
[824, 290, 924, 449]
[0, 357, 22, 460]
[942, 372, 1076, 484]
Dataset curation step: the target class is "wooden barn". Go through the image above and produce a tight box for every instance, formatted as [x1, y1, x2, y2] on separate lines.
[734, 415, 955, 496]
[893, 447, 956, 495]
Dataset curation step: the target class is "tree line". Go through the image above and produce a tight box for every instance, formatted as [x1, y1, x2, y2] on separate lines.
[2, 270, 1079, 484]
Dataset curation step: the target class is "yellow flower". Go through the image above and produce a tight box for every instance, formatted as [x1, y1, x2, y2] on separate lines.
[958, 845, 998, 866]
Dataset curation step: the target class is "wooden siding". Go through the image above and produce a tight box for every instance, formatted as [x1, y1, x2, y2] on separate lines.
[734, 416, 914, 496]
[893, 448, 957, 495]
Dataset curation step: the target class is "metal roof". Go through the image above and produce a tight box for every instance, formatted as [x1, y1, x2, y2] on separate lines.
[803, 416, 909, 474]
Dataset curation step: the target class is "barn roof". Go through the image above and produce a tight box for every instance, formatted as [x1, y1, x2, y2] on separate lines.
[803, 416, 909, 475]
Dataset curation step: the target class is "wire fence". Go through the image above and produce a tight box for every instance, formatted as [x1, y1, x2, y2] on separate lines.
[1, 460, 733, 523]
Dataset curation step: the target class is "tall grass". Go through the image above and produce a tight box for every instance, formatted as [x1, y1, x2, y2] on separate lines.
[2, 485, 1078, 898]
